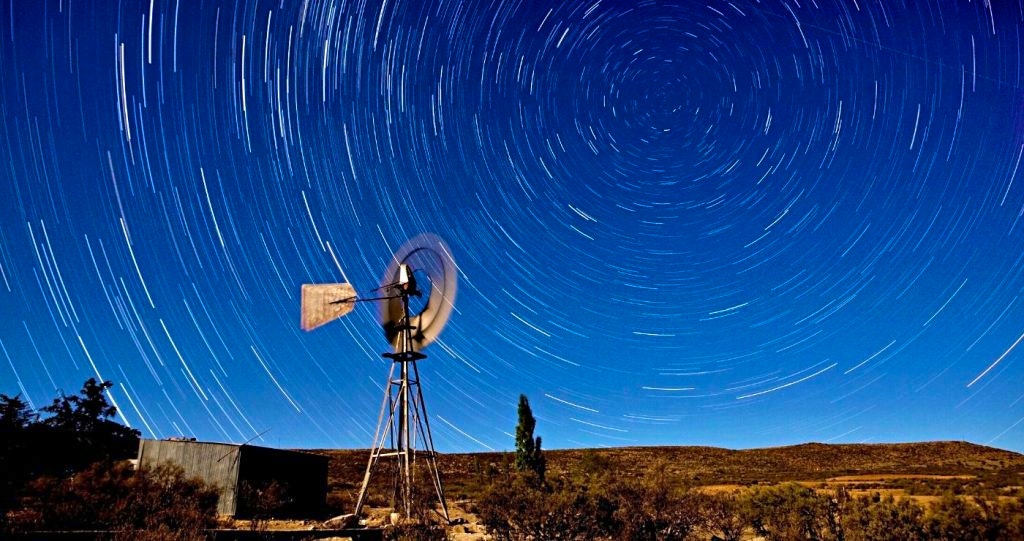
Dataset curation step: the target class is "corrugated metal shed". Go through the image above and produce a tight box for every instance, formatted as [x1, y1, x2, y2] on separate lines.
[136, 439, 327, 517]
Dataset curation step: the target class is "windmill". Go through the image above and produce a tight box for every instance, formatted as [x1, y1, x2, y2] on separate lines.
[301, 233, 457, 522]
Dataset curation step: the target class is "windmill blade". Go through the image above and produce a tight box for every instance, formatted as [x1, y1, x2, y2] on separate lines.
[380, 234, 457, 351]
[301, 283, 357, 331]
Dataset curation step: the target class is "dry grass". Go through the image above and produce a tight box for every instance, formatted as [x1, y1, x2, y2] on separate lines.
[311, 440, 1024, 512]
[828, 474, 975, 482]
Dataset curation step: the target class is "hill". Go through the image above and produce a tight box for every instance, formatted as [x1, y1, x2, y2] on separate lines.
[315, 440, 1024, 506]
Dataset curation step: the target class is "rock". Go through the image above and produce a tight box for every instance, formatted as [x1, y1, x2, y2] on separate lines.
[321, 513, 359, 529]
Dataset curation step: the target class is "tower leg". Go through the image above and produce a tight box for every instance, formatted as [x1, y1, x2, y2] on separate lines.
[353, 361, 399, 518]
[351, 291, 450, 523]
[398, 360, 411, 516]
[411, 359, 450, 522]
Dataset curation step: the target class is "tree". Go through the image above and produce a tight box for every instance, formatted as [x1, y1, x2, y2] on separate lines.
[43, 378, 118, 432]
[514, 394, 545, 481]
[39, 378, 140, 474]
[0, 393, 37, 430]
[2, 380, 141, 530]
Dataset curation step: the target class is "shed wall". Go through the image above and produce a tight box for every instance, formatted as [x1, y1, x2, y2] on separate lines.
[236, 445, 328, 517]
[136, 439, 241, 515]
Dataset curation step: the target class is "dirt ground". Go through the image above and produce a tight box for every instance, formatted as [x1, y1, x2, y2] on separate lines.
[444, 500, 489, 541]
[220, 501, 490, 540]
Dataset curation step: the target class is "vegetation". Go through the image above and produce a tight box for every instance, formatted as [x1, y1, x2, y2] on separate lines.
[739, 483, 831, 540]
[239, 479, 290, 531]
[476, 476, 1024, 540]
[314, 400, 1024, 538]
[845, 494, 927, 540]
[3, 379, 139, 530]
[1, 379, 140, 482]
[469, 394, 1024, 540]
[10, 461, 219, 540]
[514, 394, 546, 482]
[1, 379, 219, 538]
[10, 383, 1011, 537]
[382, 469, 452, 541]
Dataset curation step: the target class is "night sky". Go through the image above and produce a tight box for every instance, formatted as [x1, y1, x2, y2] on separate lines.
[2, 0, 1024, 453]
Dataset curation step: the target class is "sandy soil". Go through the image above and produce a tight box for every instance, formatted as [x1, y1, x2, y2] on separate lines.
[827, 474, 975, 482]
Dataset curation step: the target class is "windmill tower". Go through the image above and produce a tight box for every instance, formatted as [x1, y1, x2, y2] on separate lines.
[301, 233, 456, 522]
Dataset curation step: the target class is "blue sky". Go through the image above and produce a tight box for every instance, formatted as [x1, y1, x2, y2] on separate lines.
[1, 0, 1023, 453]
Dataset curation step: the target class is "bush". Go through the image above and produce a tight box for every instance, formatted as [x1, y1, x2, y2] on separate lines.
[608, 462, 703, 541]
[573, 449, 613, 490]
[739, 483, 833, 540]
[240, 479, 291, 530]
[326, 490, 351, 516]
[924, 494, 1001, 541]
[844, 494, 926, 541]
[10, 460, 218, 539]
[479, 463, 712, 541]
[699, 492, 744, 541]
[996, 498, 1024, 539]
[477, 473, 613, 541]
[477, 471, 1024, 541]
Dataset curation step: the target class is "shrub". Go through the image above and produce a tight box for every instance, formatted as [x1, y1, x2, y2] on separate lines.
[609, 463, 703, 541]
[996, 498, 1024, 539]
[739, 483, 832, 540]
[699, 492, 744, 541]
[479, 463, 715, 541]
[844, 494, 926, 541]
[326, 490, 351, 515]
[239, 479, 291, 530]
[477, 473, 613, 541]
[573, 448, 613, 490]
[10, 460, 218, 539]
[374, 465, 451, 540]
[924, 494, 1001, 541]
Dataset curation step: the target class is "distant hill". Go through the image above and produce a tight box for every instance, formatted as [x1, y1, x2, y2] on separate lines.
[315, 440, 1024, 503]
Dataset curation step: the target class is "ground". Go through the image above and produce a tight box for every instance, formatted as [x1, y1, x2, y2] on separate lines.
[233, 441, 1023, 538]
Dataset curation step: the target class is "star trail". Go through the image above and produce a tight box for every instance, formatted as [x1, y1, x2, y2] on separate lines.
[2, 0, 1024, 452]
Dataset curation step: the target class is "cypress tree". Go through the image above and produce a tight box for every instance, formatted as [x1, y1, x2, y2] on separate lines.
[514, 394, 544, 480]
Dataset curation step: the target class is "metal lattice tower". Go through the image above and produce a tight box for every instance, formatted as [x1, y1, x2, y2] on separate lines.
[352, 286, 449, 521]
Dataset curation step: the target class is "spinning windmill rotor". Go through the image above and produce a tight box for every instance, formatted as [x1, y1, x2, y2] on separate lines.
[301, 233, 457, 522]
[380, 234, 457, 351]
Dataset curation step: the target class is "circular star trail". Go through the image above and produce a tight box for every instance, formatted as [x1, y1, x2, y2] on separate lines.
[2, 0, 1024, 451]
